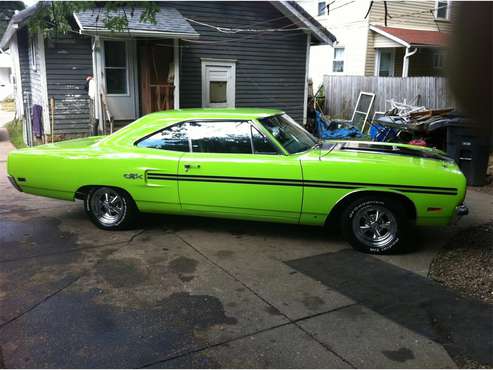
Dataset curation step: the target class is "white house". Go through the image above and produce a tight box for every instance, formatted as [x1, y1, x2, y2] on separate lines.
[0, 52, 13, 101]
[301, 0, 453, 89]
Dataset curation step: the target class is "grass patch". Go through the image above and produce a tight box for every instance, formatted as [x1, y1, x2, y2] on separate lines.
[0, 99, 16, 112]
[5, 119, 26, 149]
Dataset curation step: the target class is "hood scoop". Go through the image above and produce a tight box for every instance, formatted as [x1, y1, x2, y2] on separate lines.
[337, 142, 453, 162]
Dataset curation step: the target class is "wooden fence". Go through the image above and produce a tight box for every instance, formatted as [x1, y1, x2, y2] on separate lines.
[323, 76, 456, 119]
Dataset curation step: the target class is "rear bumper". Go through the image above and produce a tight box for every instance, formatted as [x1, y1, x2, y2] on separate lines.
[7, 176, 22, 192]
[451, 203, 469, 224]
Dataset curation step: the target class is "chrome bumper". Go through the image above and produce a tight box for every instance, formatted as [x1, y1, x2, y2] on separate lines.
[7, 176, 22, 192]
[451, 203, 469, 224]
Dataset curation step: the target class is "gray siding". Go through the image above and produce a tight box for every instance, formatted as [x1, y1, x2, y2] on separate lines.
[17, 28, 32, 110]
[45, 35, 93, 134]
[171, 1, 308, 123]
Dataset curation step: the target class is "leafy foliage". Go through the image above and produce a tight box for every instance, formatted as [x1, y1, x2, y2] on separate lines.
[0, 1, 25, 38]
[28, 1, 159, 38]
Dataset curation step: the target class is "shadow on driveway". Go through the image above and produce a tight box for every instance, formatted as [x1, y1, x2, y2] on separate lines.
[286, 250, 493, 366]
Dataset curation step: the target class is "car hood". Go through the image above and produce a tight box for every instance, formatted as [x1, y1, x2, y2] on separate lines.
[321, 140, 453, 162]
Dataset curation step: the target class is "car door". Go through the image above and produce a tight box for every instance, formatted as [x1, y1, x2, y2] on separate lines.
[133, 122, 189, 214]
[177, 120, 303, 223]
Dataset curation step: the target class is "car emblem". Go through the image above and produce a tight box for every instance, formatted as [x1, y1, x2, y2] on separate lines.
[123, 173, 143, 180]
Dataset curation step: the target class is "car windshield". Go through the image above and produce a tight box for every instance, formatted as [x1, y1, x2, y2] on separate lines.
[258, 114, 318, 154]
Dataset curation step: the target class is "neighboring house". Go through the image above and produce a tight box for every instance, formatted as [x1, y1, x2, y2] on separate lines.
[301, 0, 453, 88]
[0, 1, 335, 140]
[0, 52, 13, 101]
[0, 1, 24, 102]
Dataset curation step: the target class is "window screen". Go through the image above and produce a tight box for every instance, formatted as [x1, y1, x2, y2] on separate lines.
[189, 121, 252, 154]
[136, 122, 189, 152]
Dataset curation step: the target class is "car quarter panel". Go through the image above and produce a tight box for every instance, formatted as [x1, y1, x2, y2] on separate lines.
[298, 149, 467, 226]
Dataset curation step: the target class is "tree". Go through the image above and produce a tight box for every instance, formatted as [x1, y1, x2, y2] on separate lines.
[0, 1, 25, 39]
[28, 1, 159, 38]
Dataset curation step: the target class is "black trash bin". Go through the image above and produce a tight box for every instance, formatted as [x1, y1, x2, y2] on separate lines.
[446, 124, 490, 186]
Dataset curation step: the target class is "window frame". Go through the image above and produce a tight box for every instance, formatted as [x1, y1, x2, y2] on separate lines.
[317, 1, 327, 16]
[103, 40, 130, 96]
[134, 119, 281, 155]
[201, 59, 236, 108]
[332, 47, 345, 73]
[434, 0, 450, 20]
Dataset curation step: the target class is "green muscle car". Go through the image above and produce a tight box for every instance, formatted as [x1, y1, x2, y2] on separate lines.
[7, 108, 468, 254]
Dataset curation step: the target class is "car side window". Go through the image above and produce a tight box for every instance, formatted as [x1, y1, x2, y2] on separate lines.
[251, 126, 279, 155]
[136, 122, 190, 152]
[189, 121, 252, 154]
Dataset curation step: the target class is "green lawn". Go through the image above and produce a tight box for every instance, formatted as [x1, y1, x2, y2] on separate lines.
[5, 120, 26, 149]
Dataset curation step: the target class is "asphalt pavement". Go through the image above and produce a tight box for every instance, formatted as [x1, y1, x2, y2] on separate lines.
[1, 131, 492, 368]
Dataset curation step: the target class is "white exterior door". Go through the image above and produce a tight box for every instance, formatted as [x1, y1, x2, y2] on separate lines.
[103, 40, 138, 120]
[375, 48, 395, 77]
[201, 59, 236, 108]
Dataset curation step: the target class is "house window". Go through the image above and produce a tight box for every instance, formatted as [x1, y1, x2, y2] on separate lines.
[435, 0, 449, 20]
[201, 59, 236, 108]
[104, 41, 128, 95]
[332, 47, 344, 73]
[30, 36, 37, 71]
[433, 51, 445, 69]
[318, 1, 326, 16]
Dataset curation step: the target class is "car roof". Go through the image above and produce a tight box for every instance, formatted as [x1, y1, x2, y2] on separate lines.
[104, 108, 285, 144]
[143, 107, 284, 120]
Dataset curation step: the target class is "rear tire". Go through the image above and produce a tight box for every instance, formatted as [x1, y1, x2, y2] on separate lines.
[341, 196, 410, 254]
[84, 187, 138, 230]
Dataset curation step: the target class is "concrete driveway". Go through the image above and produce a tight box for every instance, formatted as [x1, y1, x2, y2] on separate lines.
[1, 133, 492, 368]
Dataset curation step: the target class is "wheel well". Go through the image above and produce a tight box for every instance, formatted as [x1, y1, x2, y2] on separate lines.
[325, 190, 417, 226]
[74, 185, 133, 201]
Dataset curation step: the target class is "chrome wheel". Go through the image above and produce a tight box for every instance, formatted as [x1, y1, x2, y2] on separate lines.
[352, 205, 397, 249]
[89, 187, 126, 227]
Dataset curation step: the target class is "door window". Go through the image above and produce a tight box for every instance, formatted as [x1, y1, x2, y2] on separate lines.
[251, 126, 279, 154]
[189, 121, 251, 154]
[136, 122, 189, 152]
[104, 41, 128, 94]
[377, 49, 394, 77]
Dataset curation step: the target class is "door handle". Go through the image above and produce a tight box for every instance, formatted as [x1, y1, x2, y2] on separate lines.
[184, 163, 201, 172]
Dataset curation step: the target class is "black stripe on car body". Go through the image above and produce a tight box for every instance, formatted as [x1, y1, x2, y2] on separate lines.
[147, 173, 458, 195]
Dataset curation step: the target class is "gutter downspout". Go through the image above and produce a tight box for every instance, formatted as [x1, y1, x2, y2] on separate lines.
[402, 46, 417, 77]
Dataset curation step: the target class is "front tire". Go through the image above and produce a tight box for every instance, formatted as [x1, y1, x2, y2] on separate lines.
[84, 187, 137, 230]
[341, 196, 410, 254]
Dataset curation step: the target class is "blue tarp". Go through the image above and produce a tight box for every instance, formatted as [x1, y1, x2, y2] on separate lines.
[315, 111, 362, 139]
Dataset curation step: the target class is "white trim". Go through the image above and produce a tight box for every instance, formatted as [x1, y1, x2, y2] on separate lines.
[173, 38, 180, 109]
[10, 33, 24, 118]
[37, 32, 50, 134]
[81, 29, 199, 40]
[303, 33, 310, 125]
[29, 35, 37, 71]
[102, 39, 130, 96]
[274, 1, 334, 45]
[369, 25, 410, 48]
[374, 48, 395, 77]
[201, 59, 236, 108]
